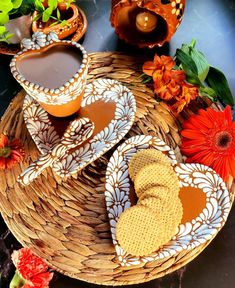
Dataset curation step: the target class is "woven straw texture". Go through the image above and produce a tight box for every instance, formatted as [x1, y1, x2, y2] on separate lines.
[0, 52, 234, 285]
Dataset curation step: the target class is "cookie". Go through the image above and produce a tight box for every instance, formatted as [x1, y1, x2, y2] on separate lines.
[139, 186, 178, 202]
[135, 162, 179, 197]
[116, 205, 166, 256]
[129, 149, 172, 182]
[139, 197, 183, 240]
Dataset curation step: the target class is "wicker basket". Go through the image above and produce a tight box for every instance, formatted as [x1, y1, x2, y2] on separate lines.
[0, 52, 234, 285]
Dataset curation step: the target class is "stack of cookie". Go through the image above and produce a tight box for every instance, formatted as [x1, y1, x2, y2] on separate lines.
[116, 149, 183, 257]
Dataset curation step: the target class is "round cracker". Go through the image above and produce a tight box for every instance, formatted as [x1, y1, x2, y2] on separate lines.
[139, 186, 178, 202]
[135, 162, 179, 197]
[139, 197, 183, 241]
[129, 149, 172, 182]
[116, 206, 166, 256]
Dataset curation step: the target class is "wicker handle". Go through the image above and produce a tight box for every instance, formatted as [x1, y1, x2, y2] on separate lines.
[18, 118, 94, 186]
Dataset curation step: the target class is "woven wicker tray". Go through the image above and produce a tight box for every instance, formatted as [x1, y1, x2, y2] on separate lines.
[0, 52, 234, 285]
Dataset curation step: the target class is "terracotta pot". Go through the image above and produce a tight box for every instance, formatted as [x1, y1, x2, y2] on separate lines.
[32, 4, 79, 40]
[10, 32, 89, 117]
[5, 14, 32, 44]
[110, 0, 186, 48]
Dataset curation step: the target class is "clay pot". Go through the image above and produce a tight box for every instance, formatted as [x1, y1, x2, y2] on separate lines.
[110, 0, 186, 48]
[10, 32, 89, 117]
[5, 15, 32, 44]
[32, 3, 79, 40]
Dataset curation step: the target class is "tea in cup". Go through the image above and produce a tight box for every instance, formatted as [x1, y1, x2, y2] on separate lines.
[10, 32, 88, 117]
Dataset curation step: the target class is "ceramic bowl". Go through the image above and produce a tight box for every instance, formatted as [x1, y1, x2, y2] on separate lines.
[110, 0, 186, 48]
[32, 4, 85, 40]
[10, 32, 88, 117]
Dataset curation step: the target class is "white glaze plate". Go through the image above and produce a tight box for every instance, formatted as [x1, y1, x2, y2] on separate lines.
[105, 135, 231, 266]
[22, 78, 136, 178]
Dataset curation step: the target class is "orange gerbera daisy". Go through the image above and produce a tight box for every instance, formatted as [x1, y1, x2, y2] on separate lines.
[0, 134, 25, 169]
[180, 106, 235, 181]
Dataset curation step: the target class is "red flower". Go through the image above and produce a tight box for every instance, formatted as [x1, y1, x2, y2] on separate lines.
[180, 106, 235, 181]
[0, 134, 25, 169]
[12, 248, 53, 288]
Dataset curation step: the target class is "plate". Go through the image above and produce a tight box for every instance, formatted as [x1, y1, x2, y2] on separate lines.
[105, 135, 231, 266]
[23, 78, 136, 178]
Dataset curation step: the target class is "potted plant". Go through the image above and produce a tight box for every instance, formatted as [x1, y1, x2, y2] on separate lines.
[0, 0, 34, 44]
[32, 0, 80, 39]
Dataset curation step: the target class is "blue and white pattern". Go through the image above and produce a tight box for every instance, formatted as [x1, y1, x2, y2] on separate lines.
[23, 79, 136, 178]
[105, 135, 231, 266]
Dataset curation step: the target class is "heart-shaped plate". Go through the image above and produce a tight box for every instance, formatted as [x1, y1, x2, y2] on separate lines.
[105, 135, 231, 266]
[22, 78, 136, 178]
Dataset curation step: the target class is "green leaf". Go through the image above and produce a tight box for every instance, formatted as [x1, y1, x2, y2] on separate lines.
[175, 49, 198, 75]
[16, 0, 35, 16]
[35, 0, 45, 12]
[199, 86, 217, 101]
[190, 49, 210, 82]
[0, 12, 9, 25]
[184, 71, 203, 87]
[177, 41, 210, 82]
[49, 20, 59, 27]
[180, 43, 190, 55]
[33, 13, 42, 21]
[5, 32, 14, 39]
[42, 7, 53, 22]
[48, 0, 58, 10]
[206, 66, 234, 106]
[0, 0, 13, 13]
[0, 25, 6, 34]
[60, 19, 68, 27]
[12, 0, 23, 9]
[56, 8, 60, 20]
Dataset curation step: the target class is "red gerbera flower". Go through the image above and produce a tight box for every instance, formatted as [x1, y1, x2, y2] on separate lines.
[180, 106, 235, 181]
[0, 134, 25, 169]
[11, 248, 53, 288]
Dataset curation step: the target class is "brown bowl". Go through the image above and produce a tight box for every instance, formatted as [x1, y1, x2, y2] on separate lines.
[32, 4, 88, 40]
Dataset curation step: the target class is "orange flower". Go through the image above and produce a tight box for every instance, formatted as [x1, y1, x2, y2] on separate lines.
[143, 55, 174, 78]
[172, 82, 199, 113]
[11, 248, 53, 288]
[154, 69, 185, 101]
[180, 106, 235, 181]
[143, 54, 199, 113]
[0, 134, 25, 169]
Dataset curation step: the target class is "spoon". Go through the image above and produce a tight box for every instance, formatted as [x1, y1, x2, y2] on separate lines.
[18, 117, 94, 186]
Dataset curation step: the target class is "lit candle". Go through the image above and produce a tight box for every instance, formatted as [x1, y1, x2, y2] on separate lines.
[136, 11, 158, 33]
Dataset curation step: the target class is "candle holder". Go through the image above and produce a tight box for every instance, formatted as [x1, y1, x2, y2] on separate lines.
[110, 0, 186, 48]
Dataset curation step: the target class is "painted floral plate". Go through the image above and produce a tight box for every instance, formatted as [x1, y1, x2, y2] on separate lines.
[105, 135, 231, 266]
[23, 78, 136, 178]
